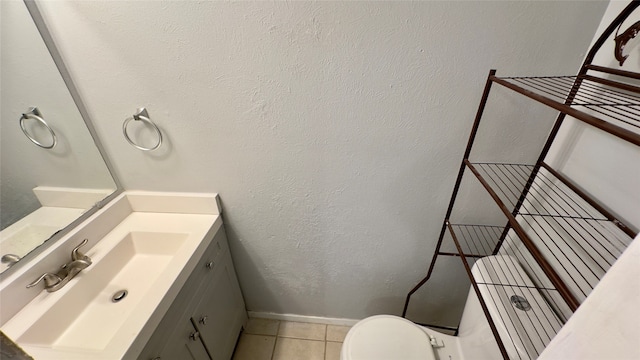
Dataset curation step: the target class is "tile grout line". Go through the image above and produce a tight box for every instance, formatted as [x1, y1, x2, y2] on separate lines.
[276, 336, 327, 342]
[324, 340, 327, 360]
[240, 334, 343, 343]
[324, 324, 328, 359]
[270, 336, 277, 360]
[270, 320, 280, 360]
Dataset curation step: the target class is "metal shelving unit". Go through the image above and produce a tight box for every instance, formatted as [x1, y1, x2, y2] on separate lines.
[402, 3, 639, 359]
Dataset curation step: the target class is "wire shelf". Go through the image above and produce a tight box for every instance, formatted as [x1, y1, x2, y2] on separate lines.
[447, 225, 552, 290]
[466, 161, 634, 303]
[516, 215, 631, 302]
[492, 75, 640, 146]
[498, 76, 640, 127]
[447, 220, 632, 360]
[447, 224, 565, 360]
[469, 163, 608, 220]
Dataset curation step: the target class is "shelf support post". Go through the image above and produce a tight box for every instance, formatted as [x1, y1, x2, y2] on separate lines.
[447, 221, 510, 360]
[402, 69, 497, 318]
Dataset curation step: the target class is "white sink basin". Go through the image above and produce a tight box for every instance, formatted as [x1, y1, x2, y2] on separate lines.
[1, 192, 221, 359]
[17, 231, 188, 351]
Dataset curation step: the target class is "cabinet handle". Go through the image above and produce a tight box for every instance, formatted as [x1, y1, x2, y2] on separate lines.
[151, 358, 161, 360]
[206, 261, 214, 269]
[199, 316, 208, 325]
[189, 331, 201, 341]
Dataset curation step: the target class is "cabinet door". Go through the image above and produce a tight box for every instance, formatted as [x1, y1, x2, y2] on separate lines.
[138, 229, 226, 359]
[152, 320, 210, 360]
[193, 255, 245, 360]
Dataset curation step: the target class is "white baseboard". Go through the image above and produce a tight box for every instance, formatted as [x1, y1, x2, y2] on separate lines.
[247, 311, 361, 326]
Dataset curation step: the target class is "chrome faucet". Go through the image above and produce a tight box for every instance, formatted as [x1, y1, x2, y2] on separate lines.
[27, 239, 92, 292]
[1, 254, 21, 267]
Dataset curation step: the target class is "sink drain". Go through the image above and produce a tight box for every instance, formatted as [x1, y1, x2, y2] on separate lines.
[112, 289, 128, 303]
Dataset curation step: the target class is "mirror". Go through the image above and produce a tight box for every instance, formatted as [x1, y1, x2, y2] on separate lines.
[0, 0, 120, 274]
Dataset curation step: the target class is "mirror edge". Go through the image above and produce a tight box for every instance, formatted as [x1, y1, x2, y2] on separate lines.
[0, 0, 124, 279]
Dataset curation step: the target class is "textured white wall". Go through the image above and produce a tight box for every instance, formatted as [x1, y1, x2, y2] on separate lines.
[37, 1, 607, 324]
[0, 0, 115, 229]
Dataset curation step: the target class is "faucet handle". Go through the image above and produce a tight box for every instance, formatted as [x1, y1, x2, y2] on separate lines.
[72, 239, 91, 261]
[27, 273, 62, 289]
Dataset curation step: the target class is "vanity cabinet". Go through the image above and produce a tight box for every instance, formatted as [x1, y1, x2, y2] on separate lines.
[138, 225, 247, 360]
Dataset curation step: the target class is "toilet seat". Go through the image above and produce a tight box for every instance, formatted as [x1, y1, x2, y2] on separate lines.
[341, 315, 436, 360]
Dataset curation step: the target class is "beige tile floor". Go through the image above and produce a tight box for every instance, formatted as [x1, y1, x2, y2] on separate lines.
[232, 318, 351, 360]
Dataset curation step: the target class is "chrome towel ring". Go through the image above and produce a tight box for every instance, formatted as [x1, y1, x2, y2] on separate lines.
[19, 107, 57, 149]
[123, 107, 162, 151]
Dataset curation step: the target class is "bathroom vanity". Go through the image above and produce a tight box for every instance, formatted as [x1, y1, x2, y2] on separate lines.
[136, 220, 247, 360]
[0, 192, 247, 360]
[1, 2, 248, 358]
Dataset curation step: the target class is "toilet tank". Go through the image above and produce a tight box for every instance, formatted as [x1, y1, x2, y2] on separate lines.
[456, 255, 563, 360]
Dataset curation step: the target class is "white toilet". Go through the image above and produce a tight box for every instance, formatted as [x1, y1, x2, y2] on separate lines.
[341, 255, 563, 360]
